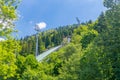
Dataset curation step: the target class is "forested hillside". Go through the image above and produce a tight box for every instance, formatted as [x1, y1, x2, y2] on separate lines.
[19, 25, 77, 56]
[0, 0, 120, 80]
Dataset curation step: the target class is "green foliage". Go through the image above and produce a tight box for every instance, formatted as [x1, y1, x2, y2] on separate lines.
[21, 67, 39, 80]
[94, 12, 108, 33]
[42, 43, 78, 77]
[104, 0, 120, 8]
[19, 25, 77, 56]
[0, 0, 20, 38]
[77, 25, 120, 79]
[15, 55, 39, 79]
[0, 39, 21, 79]
[0, 0, 21, 79]
[0, 0, 120, 80]
[56, 1, 120, 79]
[24, 55, 39, 69]
[72, 23, 98, 48]
[0, 45, 17, 80]
[58, 45, 82, 80]
[15, 54, 54, 80]
[104, 0, 120, 28]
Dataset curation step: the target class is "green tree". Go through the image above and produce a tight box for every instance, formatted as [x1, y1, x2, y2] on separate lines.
[0, 0, 20, 37]
[0, 0, 21, 79]
[94, 12, 108, 33]
[103, 0, 120, 8]
[72, 23, 98, 48]
[0, 44, 17, 80]
[104, 0, 120, 28]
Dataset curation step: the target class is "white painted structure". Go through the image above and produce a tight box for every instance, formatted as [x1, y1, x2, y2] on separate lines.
[36, 45, 62, 62]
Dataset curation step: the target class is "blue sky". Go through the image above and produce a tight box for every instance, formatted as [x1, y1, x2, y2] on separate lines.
[16, 0, 106, 38]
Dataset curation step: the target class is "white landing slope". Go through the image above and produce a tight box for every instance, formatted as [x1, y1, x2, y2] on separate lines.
[36, 45, 62, 62]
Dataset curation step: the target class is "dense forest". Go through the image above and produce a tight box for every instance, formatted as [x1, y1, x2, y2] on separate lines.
[19, 25, 77, 56]
[0, 0, 120, 80]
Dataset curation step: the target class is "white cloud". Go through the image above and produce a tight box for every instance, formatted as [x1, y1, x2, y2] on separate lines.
[35, 22, 47, 31]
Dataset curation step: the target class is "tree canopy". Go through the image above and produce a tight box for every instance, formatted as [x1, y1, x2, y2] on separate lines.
[0, 0, 120, 79]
